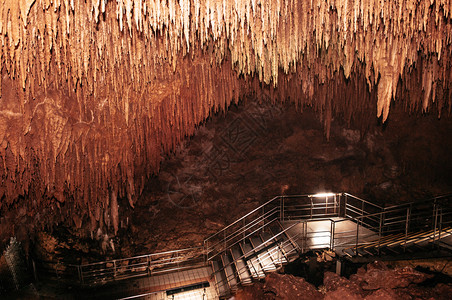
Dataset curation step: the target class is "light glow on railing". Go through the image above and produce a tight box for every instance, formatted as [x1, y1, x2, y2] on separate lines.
[311, 232, 331, 247]
[312, 192, 336, 198]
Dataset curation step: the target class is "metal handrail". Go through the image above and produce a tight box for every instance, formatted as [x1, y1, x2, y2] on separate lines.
[78, 246, 205, 285]
[216, 239, 299, 292]
[206, 207, 280, 256]
[205, 193, 343, 259]
[213, 229, 303, 293]
[204, 193, 336, 243]
[343, 193, 384, 210]
[204, 196, 281, 243]
[211, 220, 301, 278]
[36, 192, 451, 287]
[80, 246, 202, 268]
[383, 193, 452, 210]
[338, 194, 451, 256]
[207, 216, 281, 261]
[214, 192, 451, 293]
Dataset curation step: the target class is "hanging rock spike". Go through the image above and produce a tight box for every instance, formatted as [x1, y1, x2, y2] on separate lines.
[0, 0, 451, 235]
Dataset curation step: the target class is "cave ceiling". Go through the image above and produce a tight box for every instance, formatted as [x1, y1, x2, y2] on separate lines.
[0, 0, 451, 235]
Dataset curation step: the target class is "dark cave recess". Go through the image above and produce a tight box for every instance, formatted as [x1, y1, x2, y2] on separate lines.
[23, 100, 452, 264]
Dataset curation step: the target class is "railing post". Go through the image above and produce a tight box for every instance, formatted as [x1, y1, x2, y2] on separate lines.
[224, 230, 226, 253]
[77, 265, 83, 285]
[404, 207, 410, 252]
[361, 200, 364, 218]
[204, 240, 207, 262]
[113, 260, 117, 278]
[433, 201, 438, 243]
[305, 221, 308, 251]
[281, 196, 285, 222]
[344, 194, 348, 218]
[325, 195, 328, 215]
[310, 197, 313, 219]
[302, 221, 306, 253]
[243, 219, 245, 244]
[147, 255, 151, 276]
[438, 206, 443, 247]
[330, 221, 335, 250]
[334, 194, 337, 216]
[378, 212, 383, 255]
[355, 219, 360, 256]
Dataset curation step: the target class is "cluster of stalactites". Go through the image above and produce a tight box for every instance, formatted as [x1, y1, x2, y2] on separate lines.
[0, 1, 452, 236]
[1, 1, 451, 120]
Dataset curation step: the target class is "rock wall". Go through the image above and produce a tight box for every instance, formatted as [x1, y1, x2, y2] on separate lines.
[1, 1, 452, 246]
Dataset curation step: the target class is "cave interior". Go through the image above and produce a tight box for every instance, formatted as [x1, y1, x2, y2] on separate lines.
[0, 0, 452, 298]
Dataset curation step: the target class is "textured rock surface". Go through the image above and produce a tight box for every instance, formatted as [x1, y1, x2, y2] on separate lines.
[236, 272, 323, 300]
[264, 272, 324, 300]
[357, 263, 433, 290]
[1, 1, 452, 249]
[236, 262, 451, 300]
[7, 100, 450, 263]
[324, 271, 363, 297]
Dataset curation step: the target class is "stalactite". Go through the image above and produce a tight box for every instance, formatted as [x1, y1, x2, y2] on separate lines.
[0, 0, 451, 236]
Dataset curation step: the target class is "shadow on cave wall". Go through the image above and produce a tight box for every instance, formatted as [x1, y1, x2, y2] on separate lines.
[27, 99, 452, 262]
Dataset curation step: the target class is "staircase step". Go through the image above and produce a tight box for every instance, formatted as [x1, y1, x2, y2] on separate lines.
[342, 248, 355, 257]
[240, 242, 265, 279]
[250, 237, 277, 272]
[414, 229, 452, 245]
[269, 223, 284, 235]
[437, 240, 452, 251]
[386, 231, 434, 247]
[363, 248, 377, 256]
[342, 246, 367, 257]
[230, 247, 252, 285]
[269, 222, 298, 260]
[356, 247, 368, 256]
[221, 253, 238, 291]
[380, 246, 402, 255]
[260, 232, 287, 265]
[364, 233, 405, 248]
[211, 260, 229, 297]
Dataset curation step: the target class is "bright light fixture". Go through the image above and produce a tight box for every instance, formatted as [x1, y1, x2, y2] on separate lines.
[311, 232, 331, 247]
[312, 192, 336, 198]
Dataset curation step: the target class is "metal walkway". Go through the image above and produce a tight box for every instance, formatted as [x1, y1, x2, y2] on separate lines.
[35, 193, 452, 299]
[204, 193, 452, 297]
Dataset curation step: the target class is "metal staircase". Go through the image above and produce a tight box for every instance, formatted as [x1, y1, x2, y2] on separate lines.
[203, 193, 378, 298]
[338, 196, 452, 260]
[210, 220, 299, 296]
[33, 192, 452, 300]
[203, 193, 452, 298]
[342, 227, 452, 258]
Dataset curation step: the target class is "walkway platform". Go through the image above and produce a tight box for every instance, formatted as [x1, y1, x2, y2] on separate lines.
[81, 266, 218, 300]
[282, 218, 379, 255]
[34, 192, 451, 300]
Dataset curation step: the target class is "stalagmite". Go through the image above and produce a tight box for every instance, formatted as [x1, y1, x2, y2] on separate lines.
[0, 0, 451, 236]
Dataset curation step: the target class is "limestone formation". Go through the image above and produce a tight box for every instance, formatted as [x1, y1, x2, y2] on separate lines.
[0, 1, 451, 237]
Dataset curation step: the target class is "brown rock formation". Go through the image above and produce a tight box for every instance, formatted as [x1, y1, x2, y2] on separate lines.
[236, 272, 324, 300]
[236, 262, 451, 299]
[0, 1, 452, 244]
